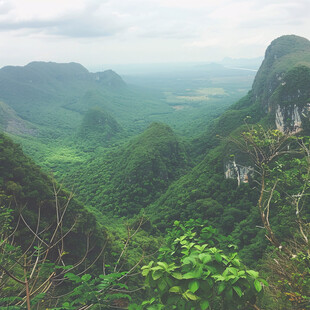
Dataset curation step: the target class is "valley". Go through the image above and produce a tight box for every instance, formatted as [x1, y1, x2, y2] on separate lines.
[1, 35, 310, 309]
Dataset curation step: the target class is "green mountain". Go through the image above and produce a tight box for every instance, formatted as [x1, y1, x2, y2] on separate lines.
[0, 61, 176, 141]
[0, 62, 126, 134]
[193, 35, 310, 157]
[145, 35, 310, 264]
[67, 122, 190, 216]
[0, 132, 106, 261]
[78, 107, 123, 146]
[1, 34, 310, 309]
[252, 35, 310, 107]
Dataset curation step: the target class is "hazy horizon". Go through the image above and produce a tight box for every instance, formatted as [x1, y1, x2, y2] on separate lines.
[0, 0, 309, 69]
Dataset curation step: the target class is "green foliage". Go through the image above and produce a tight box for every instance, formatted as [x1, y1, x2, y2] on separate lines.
[0, 133, 113, 308]
[135, 220, 267, 310]
[48, 272, 130, 309]
[78, 107, 123, 145]
[1, 35, 310, 310]
[67, 122, 190, 216]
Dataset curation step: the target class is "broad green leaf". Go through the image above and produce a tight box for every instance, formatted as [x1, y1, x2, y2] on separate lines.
[218, 282, 226, 294]
[81, 274, 91, 282]
[184, 291, 199, 301]
[200, 300, 210, 310]
[183, 271, 196, 279]
[258, 278, 268, 286]
[232, 286, 243, 297]
[254, 279, 262, 292]
[152, 270, 163, 280]
[213, 275, 225, 281]
[172, 272, 183, 280]
[169, 286, 182, 293]
[157, 262, 169, 270]
[195, 244, 208, 251]
[183, 256, 197, 266]
[228, 267, 238, 276]
[232, 258, 241, 267]
[189, 280, 200, 293]
[183, 267, 203, 279]
[199, 253, 212, 264]
[158, 279, 167, 291]
[205, 265, 218, 274]
[142, 269, 150, 277]
[214, 252, 222, 263]
[247, 270, 259, 278]
[142, 261, 154, 269]
[65, 273, 82, 283]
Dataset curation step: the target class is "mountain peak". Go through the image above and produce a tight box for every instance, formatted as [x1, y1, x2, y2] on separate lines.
[265, 35, 310, 60]
[252, 34, 310, 109]
[94, 69, 126, 88]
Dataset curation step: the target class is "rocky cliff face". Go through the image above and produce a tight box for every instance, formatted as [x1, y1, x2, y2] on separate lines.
[275, 104, 306, 133]
[0, 101, 36, 136]
[252, 36, 310, 133]
[225, 159, 254, 186]
[271, 65, 310, 133]
[224, 35, 310, 182]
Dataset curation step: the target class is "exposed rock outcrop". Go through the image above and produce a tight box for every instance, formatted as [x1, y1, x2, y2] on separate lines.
[225, 159, 254, 186]
[223, 35, 310, 182]
[275, 104, 303, 133]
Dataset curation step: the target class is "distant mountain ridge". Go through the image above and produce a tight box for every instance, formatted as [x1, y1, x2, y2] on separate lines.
[0, 61, 126, 108]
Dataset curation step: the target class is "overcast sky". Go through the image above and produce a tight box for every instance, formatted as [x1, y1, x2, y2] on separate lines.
[0, 0, 309, 70]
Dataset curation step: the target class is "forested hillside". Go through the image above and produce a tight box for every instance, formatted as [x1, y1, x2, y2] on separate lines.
[146, 35, 310, 264]
[1, 35, 310, 309]
[67, 122, 190, 216]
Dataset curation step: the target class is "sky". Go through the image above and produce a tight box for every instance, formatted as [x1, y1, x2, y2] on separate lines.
[0, 0, 310, 70]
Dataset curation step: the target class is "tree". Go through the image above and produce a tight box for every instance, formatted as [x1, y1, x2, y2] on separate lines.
[231, 124, 310, 309]
[0, 185, 145, 309]
[132, 220, 267, 310]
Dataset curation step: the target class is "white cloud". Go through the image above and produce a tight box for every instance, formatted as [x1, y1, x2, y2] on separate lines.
[0, 0, 309, 67]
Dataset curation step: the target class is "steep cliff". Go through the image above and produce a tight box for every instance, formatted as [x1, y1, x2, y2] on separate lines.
[271, 65, 310, 133]
[221, 35, 310, 181]
[253, 35, 310, 132]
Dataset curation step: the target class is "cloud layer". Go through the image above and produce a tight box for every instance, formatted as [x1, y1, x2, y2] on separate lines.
[0, 0, 310, 67]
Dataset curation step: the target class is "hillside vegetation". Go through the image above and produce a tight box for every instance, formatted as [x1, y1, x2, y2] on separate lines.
[1, 35, 310, 309]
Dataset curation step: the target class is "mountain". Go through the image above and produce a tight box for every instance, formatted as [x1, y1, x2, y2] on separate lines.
[0, 62, 127, 134]
[0, 132, 106, 261]
[67, 122, 190, 216]
[95, 69, 127, 88]
[1, 35, 309, 308]
[145, 35, 310, 264]
[0, 101, 36, 136]
[193, 35, 310, 157]
[252, 35, 310, 108]
[251, 35, 310, 132]
[1, 35, 309, 267]
[78, 107, 123, 145]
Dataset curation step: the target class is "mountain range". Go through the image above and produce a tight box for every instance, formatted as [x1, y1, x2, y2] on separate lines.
[1, 34, 310, 309]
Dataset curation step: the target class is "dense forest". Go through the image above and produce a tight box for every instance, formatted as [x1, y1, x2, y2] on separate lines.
[1, 35, 310, 309]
